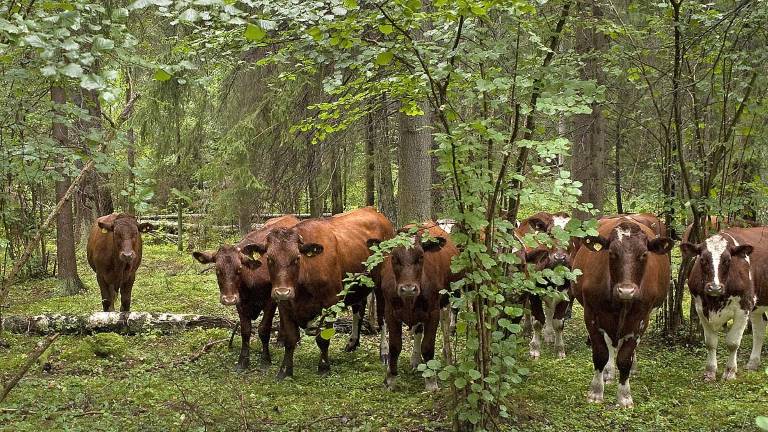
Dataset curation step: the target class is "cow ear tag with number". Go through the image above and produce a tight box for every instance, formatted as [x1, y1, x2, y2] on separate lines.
[592, 242, 602, 251]
[101, 228, 109, 234]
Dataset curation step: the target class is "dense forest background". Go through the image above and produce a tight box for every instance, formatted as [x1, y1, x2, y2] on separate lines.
[1, 0, 767, 430]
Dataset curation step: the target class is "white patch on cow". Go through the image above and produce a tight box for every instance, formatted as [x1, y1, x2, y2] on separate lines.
[705, 235, 728, 287]
[410, 329, 423, 369]
[723, 307, 749, 380]
[350, 312, 361, 343]
[530, 319, 542, 359]
[379, 320, 389, 364]
[601, 330, 616, 383]
[617, 381, 633, 408]
[542, 297, 558, 344]
[615, 227, 631, 243]
[553, 216, 570, 229]
[587, 369, 604, 403]
[695, 295, 750, 380]
[437, 218, 455, 233]
[723, 232, 752, 281]
[747, 306, 768, 370]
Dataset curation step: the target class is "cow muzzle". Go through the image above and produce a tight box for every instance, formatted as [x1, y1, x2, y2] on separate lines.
[704, 283, 723, 297]
[119, 251, 135, 263]
[615, 283, 638, 301]
[272, 287, 295, 301]
[397, 284, 420, 299]
[552, 252, 569, 265]
[220, 294, 239, 306]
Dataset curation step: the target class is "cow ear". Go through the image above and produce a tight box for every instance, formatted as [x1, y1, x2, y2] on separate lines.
[192, 250, 216, 264]
[138, 222, 155, 233]
[98, 220, 114, 232]
[648, 237, 674, 255]
[528, 217, 547, 232]
[299, 243, 324, 257]
[240, 253, 263, 270]
[583, 236, 609, 252]
[525, 249, 549, 264]
[730, 244, 753, 258]
[679, 242, 702, 258]
[366, 238, 382, 249]
[422, 236, 447, 252]
[241, 243, 267, 256]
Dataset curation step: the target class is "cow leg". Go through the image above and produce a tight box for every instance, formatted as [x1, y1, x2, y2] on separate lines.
[410, 323, 424, 370]
[542, 296, 557, 344]
[236, 310, 252, 372]
[747, 307, 768, 371]
[723, 308, 749, 380]
[440, 307, 453, 365]
[379, 319, 389, 365]
[385, 319, 402, 390]
[616, 336, 637, 408]
[345, 302, 364, 352]
[701, 319, 719, 382]
[97, 275, 114, 312]
[119, 275, 135, 312]
[529, 296, 545, 360]
[421, 317, 439, 391]
[602, 331, 616, 384]
[276, 312, 299, 380]
[552, 297, 570, 359]
[315, 324, 332, 375]
[587, 327, 609, 403]
[257, 300, 277, 367]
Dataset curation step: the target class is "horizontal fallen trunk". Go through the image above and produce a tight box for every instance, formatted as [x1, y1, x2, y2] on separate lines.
[143, 220, 239, 234]
[1, 312, 236, 335]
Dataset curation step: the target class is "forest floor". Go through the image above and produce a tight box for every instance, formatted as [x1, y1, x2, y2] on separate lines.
[1, 242, 766, 431]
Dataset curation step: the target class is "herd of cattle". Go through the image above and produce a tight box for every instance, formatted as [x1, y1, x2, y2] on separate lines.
[84, 207, 768, 408]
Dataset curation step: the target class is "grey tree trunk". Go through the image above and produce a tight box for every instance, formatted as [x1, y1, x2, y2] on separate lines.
[126, 127, 136, 214]
[571, 0, 608, 220]
[365, 110, 376, 207]
[331, 142, 344, 214]
[307, 146, 323, 217]
[397, 101, 433, 225]
[377, 97, 397, 223]
[52, 84, 85, 295]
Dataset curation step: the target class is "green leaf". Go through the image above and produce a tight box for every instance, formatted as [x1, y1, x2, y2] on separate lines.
[153, 69, 172, 81]
[80, 73, 105, 90]
[320, 328, 335, 340]
[60, 63, 83, 78]
[379, 24, 393, 35]
[757, 417, 768, 431]
[454, 377, 467, 388]
[93, 36, 115, 51]
[244, 23, 266, 41]
[375, 51, 394, 66]
[178, 8, 200, 22]
[331, 6, 347, 15]
[307, 27, 323, 41]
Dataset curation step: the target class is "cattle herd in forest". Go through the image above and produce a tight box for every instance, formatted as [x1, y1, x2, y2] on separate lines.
[85, 206, 768, 407]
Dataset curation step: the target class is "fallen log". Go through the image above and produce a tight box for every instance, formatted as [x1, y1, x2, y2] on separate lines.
[1, 312, 236, 335]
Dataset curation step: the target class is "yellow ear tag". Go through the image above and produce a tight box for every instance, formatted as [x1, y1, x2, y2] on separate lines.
[101, 228, 108, 234]
[593, 243, 602, 251]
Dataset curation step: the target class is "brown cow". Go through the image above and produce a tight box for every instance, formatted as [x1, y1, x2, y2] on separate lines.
[601, 213, 667, 237]
[680, 227, 768, 380]
[87, 213, 153, 312]
[192, 214, 300, 371]
[573, 218, 673, 407]
[516, 212, 575, 359]
[242, 207, 394, 379]
[380, 222, 458, 391]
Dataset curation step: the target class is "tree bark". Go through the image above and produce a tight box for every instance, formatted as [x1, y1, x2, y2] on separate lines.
[307, 146, 323, 217]
[52, 84, 85, 296]
[377, 98, 397, 223]
[397, 101, 433, 225]
[365, 110, 376, 207]
[571, 0, 608, 220]
[330, 142, 344, 214]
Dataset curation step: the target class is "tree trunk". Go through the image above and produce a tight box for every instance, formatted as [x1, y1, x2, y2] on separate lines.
[571, 0, 608, 220]
[307, 146, 323, 217]
[331, 142, 344, 214]
[377, 98, 397, 223]
[365, 110, 376, 207]
[397, 101, 433, 225]
[126, 127, 136, 214]
[52, 84, 85, 295]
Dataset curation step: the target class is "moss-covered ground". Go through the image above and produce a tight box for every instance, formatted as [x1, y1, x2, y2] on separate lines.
[1, 243, 766, 431]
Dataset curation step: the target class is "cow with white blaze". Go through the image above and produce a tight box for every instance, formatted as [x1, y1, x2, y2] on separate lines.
[680, 227, 768, 380]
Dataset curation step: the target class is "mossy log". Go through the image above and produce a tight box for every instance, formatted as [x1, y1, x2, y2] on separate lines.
[1, 312, 236, 335]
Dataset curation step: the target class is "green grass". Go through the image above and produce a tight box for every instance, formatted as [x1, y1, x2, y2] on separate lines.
[1, 243, 767, 431]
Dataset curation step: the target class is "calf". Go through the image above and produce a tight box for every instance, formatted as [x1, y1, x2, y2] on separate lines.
[516, 212, 574, 359]
[381, 223, 458, 391]
[193, 214, 299, 371]
[86, 213, 153, 312]
[242, 207, 394, 379]
[573, 219, 673, 407]
[680, 227, 768, 380]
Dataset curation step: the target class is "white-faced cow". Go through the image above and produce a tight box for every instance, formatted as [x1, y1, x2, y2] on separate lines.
[680, 227, 768, 380]
[573, 218, 674, 407]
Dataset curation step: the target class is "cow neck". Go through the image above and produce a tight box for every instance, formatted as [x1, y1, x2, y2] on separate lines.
[722, 232, 753, 283]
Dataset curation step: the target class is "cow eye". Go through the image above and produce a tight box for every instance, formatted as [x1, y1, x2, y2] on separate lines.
[267, 257, 274, 265]
[639, 252, 648, 260]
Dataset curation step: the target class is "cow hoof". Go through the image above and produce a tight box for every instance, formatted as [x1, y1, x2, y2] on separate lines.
[557, 351, 566, 359]
[722, 369, 736, 381]
[276, 368, 292, 381]
[344, 340, 359, 352]
[529, 350, 540, 360]
[318, 363, 330, 375]
[703, 371, 716, 382]
[385, 376, 396, 391]
[618, 398, 634, 409]
[425, 378, 439, 392]
[746, 359, 760, 371]
[235, 361, 249, 373]
[380, 354, 389, 366]
[586, 392, 603, 404]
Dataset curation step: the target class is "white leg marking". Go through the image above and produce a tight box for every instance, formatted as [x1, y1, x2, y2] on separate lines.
[747, 306, 768, 371]
[602, 331, 616, 384]
[723, 308, 749, 380]
[617, 380, 633, 408]
[587, 369, 604, 403]
[410, 329, 423, 370]
[379, 320, 389, 365]
[552, 319, 565, 358]
[542, 297, 557, 344]
[529, 320, 542, 360]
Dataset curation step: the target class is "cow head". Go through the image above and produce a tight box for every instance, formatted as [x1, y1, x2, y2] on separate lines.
[240, 228, 323, 301]
[391, 232, 447, 299]
[192, 245, 261, 306]
[521, 212, 572, 272]
[98, 215, 149, 264]
[680, 234, 753, 297]
[583, 222, 674, 301]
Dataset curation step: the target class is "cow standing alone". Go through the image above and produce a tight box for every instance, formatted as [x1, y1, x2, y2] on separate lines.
[680, 227, 768, 380]
[87, 213, 153, 312]
[573, 218, 674, 407]
[193, 214, 300, 371]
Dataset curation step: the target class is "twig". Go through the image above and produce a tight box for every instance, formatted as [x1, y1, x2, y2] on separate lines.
[0, 333, 59, 404]
[238, 393, 250, 431]
[186, 338, 228, 363]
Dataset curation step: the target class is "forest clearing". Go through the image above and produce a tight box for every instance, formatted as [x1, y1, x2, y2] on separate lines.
[1, 0, 768, 431]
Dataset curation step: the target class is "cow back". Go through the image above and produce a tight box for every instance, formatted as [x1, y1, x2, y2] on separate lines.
[86, 213, 143, 274]
[720, 227, 768, 305]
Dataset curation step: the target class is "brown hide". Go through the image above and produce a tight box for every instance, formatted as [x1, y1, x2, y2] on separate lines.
[600, 213, 667, 237]
[381, 222, 458, 390]
[681, 216, 761, 244]
[572, 218, 673, 407]
[86, 213, 149, 312]
[192, 214, 300, 371]
[242, 207, 394, 379]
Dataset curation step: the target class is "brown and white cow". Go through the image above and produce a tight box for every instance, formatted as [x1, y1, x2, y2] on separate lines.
[516, 211, 574, 359]
[680, 227, 768, 380]
[573, 218, 673, 407]
[380, 222, 458, 391]
[242, 207, 394, 379]
[192, 214, 300, 371]
[86, 213, 154, 312]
